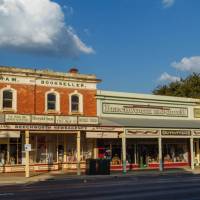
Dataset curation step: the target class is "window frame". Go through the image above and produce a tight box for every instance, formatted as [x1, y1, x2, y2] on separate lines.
[0, 86, 17, 112]
[69, 91, 83, 115]
[45, 90, 60, 113]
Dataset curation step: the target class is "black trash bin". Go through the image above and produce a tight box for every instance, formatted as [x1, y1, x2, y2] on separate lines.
[86, 159, 97, 175]
[98, 159, 110, 175]
[86, 159, 110, 175]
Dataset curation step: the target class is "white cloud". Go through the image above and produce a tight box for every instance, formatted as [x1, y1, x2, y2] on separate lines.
[0, 0, 94, 57]
[162, 0, 175, 8]
[159, 72, 180, 82]
[171, 56, 200, 72]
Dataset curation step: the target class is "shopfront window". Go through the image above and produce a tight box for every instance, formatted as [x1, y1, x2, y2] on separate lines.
[66, 134, 77, 162]
[9, 137, 22, 165]
[163, 143, 188, 163]
[0, 143, 7, 166]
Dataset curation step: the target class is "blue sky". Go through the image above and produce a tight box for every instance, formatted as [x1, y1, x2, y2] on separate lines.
[0, 0, 200, 93]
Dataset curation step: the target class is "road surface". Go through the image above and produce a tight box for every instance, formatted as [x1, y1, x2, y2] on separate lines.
[0, 174, 200, 200]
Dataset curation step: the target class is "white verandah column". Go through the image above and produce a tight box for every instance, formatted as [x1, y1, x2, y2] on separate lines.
[122, 130, 126, 174]
[77, 131, 81, 175]
[190, 137, 194, 170]
[25, 130, 30, 178]
[158, 136, 163, 171]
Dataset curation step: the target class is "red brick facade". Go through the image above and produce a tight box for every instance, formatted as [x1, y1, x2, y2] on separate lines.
[0, 83, 97, 116]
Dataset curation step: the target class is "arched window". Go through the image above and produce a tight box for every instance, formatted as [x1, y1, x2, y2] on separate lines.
[45, 90, 60, 113]
[47, 93, 56, 110]
[69, 91, 83, 114]
[71, 95, 79, 112]
[3, 90, 13, 108]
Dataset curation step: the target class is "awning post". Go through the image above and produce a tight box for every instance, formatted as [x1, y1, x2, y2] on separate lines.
[158, 137, 163, 171]
[190, 137, 194, 170]
[77, 131, 81, 175]
[25, 130, 30, 178]
[122, 130, 126, 174]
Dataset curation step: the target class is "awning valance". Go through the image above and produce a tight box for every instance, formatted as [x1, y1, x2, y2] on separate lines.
[0, 131, 20, 138]
[99, 117, 200, 129]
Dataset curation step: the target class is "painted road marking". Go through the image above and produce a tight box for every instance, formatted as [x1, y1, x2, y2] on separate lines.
[0, 193, 14, 196]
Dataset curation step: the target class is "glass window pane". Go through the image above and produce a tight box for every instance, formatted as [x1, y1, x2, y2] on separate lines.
[71, 95, 79, 112]
[3, 90, 13, 108]
[47, 93, 56, 110]
[48, 102, 55, 110]
[3, 90, 12, 99]
[48, 94, 56, 101]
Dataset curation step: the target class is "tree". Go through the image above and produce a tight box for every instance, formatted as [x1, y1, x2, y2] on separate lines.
[153, 73, 200, 98]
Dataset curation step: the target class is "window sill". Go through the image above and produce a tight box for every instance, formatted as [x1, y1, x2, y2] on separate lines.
[45, 110, 60, 115]
[1, 108, 16, 113]
[69, 112, 83, 116]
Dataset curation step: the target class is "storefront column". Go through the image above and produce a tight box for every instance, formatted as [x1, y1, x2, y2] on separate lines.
[93, 139, 98, 159]
[122, 131, 126, 174]
[7, 138, 10, 164]
[196, 139, 200, 165]
[190, 137, 194, 170]
[25, 130, 30, 178]
[158, 137, 163, 171]
[63, 135, 67, 162]
[77, 131, 81, 175]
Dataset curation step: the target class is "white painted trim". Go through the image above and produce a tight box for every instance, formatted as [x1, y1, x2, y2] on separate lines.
[69, 90, 83, 114]
[45, 89, 60, 113]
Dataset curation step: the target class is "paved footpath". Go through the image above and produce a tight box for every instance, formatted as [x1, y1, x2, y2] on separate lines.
[0, 167, 199, 185]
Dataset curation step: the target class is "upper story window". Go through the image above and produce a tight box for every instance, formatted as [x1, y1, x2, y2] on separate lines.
[71, 95, 79, 112]
[0, 86, 17, 112]
[47, 93, 56, 110]
[69, 91, 83, 114]
[3, 90, 13, 109]
[45, 89, 60, 113]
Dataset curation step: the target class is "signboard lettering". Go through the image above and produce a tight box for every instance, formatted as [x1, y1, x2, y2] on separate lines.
[161, 130, 191, 136]
[102, 103, 188, 117]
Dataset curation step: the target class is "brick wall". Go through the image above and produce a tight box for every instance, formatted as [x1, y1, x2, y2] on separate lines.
[0, 83, 97, 116]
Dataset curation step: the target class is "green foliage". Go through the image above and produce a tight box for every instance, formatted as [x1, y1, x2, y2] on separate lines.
[153, 73, 200, 98]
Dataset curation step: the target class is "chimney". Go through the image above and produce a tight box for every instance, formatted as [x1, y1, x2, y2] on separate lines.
[69, 68, 79, 74]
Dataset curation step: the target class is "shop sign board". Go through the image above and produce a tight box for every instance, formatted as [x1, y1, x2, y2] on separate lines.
[86, 132, 119, 138]
[31, 115, 54, 124]
[102, 103, 188, 117]
[0, 75, 96, 90]
[24, 144, 31, 151]
[194, 108, 200, 118]
[126, 129, 159, 137]
[193, 131, 200, 136]
[1, 114, 99, 125]
[0, 124, 123, 132]
[161, 130, 191, 136]
[55, 116, 77, 124]
[5, 114, 31, 123]
[78, 117, 99, 125]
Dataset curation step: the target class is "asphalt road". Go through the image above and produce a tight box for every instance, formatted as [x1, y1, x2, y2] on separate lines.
[1, 174, 200, 200]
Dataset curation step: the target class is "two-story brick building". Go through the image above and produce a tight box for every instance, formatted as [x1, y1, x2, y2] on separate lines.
[0, 66, 122, 175]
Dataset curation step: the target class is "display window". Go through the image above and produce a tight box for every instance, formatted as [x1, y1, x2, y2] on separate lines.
[163, 143, 188, 163]
[9, 137, 22, 165]
[0, 144, 7, 165]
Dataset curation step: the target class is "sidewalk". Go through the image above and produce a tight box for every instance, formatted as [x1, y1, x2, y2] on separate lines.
[0, 168, 200, 186]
